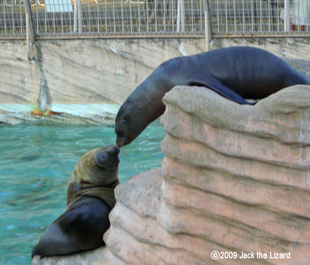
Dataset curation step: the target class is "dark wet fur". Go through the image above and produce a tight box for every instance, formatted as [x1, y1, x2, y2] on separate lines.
[32, 196, 111, 258]
[115, 46, 309, 147]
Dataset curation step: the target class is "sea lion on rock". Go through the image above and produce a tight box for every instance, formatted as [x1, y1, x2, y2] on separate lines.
[32, 145, 120, 258]
[115, 46, 309, 147]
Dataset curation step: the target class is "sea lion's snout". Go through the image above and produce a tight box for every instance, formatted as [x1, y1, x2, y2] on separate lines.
[95, 145, 120, 170]
[116, 136, 126, 147]
[105, 144, 120, 155]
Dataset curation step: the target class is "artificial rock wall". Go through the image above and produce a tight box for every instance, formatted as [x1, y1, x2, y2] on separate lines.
[33, 84, 310, 265]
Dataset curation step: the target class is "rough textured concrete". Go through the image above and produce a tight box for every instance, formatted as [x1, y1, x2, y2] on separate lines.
[1, 38, 309, 105]
[212, 37, 310, 60]
[0, 38, 205, 124]
[0, 38, 205, 105]
[32, 247, 112, 265]
[33, 84, 310, 265]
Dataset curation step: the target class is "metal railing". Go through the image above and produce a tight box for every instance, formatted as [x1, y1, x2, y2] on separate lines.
[210, 0, 310, 34]
[0, 0, 309, 38]
[0, 0, 206, 37]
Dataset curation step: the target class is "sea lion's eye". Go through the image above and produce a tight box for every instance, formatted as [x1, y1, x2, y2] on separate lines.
[122, 117, 128, 124]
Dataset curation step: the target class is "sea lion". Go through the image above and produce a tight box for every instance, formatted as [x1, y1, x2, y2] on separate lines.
[32, 145, 120, 258]
[115, 46, 309, 147]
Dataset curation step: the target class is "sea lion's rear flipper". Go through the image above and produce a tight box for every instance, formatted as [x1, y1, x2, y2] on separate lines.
[187, 73, 253, 105]
[32, 197, 111, 258]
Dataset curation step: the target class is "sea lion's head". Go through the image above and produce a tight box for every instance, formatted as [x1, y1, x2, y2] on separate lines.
[115, 95, 163, 147]
[94, 145, 120, 173]
[68, 145, 120, 201]
[115, 99, 148, 147]
[67, 145, 120, 206]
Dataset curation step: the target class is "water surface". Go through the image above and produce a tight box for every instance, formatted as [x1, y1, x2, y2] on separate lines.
[0, 121, 165, 264]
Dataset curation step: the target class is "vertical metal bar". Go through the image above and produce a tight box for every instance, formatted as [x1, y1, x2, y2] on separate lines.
[26, 12, 30, 51]
[97, 0, 99, 32]
[36, 0, 39, 34]
[251, 0, 254, 31]
[138, 0, 141, 32]
[177, 0, 180, 32]
[24, 0, 35, 44]
[74, 0, 78, 32]
[203, 0, 211, 51]
[61, 9, 64, 34]
[78, 0, 82, 33]
[113, 0, 116, 32]
[307, 0, 309, 32]
[181, 0, 185, 31]
[284, 0, 290, 31]
[147, 0, 149, 32]
[266, 1, 271, 32]
[242, 0, 245, 32]
[53, 12, 55, 34]
[19, 0, 23, 34]
[259, 0, 263, 32]
[11, 1, 15, 34]
[200, 0, 203, 31]
[121, 0, 124, 32]
[297, 0, 300, 31]
[45, 2, 47, 34]
[172, 0, 175, 32]
[155, 0, 157, 32]
[233, 0, 236, 32]
[225, 0, 228, 32]
[277, 0, 280, 31]
[191, 0, 193, 32]
[163, 0, 166, 31]
[68, 0, 72, 32]
[217, 0, 219, 32]
[130, 0, 132, 32]
[88, 0, 91, 33]
[3, 1, 6, 35]
[45, 1, 48, 34]
[105, 0, 107, 33]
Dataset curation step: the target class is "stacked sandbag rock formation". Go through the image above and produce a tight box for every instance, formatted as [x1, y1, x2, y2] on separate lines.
[33, 85, 310, 265]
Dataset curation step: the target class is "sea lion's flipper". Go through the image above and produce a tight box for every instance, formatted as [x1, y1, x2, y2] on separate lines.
[187, 73, 253, 105]
[31, 217, 79, 258]
[32, 197, 111, 258]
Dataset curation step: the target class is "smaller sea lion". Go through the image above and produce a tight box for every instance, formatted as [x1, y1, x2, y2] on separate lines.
[32, 145, 120, 258]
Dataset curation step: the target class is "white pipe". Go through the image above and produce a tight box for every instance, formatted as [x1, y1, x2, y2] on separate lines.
[204, 0, 212, 51]
[177, 0, 181, 32]
[284, 0, 290, 31]
[74, 0, 77, 32]
[181, 0, 185, 32]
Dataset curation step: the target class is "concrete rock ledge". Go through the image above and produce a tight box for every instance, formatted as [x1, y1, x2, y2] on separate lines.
[33, 85, 310, 265]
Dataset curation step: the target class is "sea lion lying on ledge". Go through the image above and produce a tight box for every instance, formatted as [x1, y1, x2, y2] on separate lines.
[32, 145, 120, 258]
[115, 46, 309, 147]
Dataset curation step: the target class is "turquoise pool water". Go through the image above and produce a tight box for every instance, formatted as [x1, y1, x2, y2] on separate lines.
[0, 121, 165, 264]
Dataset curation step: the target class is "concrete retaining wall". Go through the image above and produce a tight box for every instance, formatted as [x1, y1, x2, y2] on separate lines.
[1, 37, 310, 124]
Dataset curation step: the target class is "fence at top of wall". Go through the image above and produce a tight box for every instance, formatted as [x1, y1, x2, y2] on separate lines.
[0, 0, 309, 38]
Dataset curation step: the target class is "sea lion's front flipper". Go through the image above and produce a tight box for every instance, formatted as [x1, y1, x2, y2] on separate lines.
[187, 73, 253, 105]
[31, 215, 79, 258]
